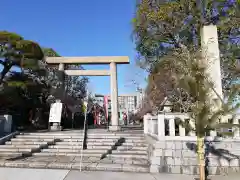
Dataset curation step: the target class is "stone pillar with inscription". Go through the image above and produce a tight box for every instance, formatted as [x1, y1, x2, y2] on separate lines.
[49, 63, 65, 131]
[201, 25, 223, 126]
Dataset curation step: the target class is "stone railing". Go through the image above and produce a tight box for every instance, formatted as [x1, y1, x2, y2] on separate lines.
[144, 113, 240, 139]
[144, 113, 240, 175]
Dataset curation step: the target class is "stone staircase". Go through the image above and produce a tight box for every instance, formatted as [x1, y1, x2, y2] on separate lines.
[0, 134, 56, 159]
[0, 130, 150, 172]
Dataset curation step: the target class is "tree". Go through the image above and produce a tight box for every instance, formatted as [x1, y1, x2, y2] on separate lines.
[65, 65, 88, 100]
[0, 31, 89, 129]
[133, 1, 240, 180]
[133, 0, 240, 109]
[159, 45, 239, 180]
[0, 31, 44, 84]
[27, 49, 89, 127]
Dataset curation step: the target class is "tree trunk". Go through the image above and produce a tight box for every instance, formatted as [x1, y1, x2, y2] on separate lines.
[197, 136, 205, 180]
[33, 108, 43, 128]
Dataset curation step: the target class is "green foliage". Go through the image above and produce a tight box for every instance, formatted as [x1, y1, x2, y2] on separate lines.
[0, 31, 45, 83]
[0, 31, 44, 63]
[133, 0, 240, 109]
[169, 47, 240, 137]
[0, 31, 89, 128]
[133, 0, 239, 69]
[0, 31, 23, 45]
[7, 81, 27, 89]
[42, 47, 60, 57]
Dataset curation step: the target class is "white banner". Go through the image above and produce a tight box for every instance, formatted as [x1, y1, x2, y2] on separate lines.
[49, 102, 63, 123]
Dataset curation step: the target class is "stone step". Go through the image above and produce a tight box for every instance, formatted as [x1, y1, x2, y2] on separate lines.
[41, 148, 107, 154]
[0, 152, 24, 156]
[49, 145, 112, 150]
[87, 139, 145, 143]
[11, 138, 55, 142]
[17, 134, 144, 139]
[55, 141, 114, 146]
[20, 132, 81, 135]
[0, 144, 42, 149]
[123, 139, 146, 143]
[0, 155, 24, 160]
[5, 141, 49, 145]
[122, 142, 148, 147]
[0, 160, 149, 172]
[117, 146, 148, 151]
[102, 156, 150, 165]
[33, 152, 102, 157]
[108, 153, 148, 159]
[112, 150, 147, 155]
[88, 136, 145, 140]
[0, 148, 37, 153]
[10, 138, 145, 144]
[21, 132, 144, 137]
[54, 142, 84, 146]
[12, 138, 146, 143]
[87, 142, 115, 146]
[58, 139, 117, 143]
[61, 139, 84, 142]
[16, 135, 84, 139]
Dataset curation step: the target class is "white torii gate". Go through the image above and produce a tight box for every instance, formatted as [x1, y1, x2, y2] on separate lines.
[46, 56, 129, 131]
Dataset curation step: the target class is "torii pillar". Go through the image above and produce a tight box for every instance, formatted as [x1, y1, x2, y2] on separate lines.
[110, 62, 119, 131]
[46, 56, 129, 131]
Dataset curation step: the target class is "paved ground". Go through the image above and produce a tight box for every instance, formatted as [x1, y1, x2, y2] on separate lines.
[0, 167, 239, 180]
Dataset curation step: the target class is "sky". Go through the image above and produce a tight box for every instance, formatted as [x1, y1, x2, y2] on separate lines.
[0, 0, 147, 95]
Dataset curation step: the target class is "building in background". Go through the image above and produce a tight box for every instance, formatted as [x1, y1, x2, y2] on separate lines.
[95, 93, 139, 118]
[106, 94, 138, 114]
[136, 89, 145, 111]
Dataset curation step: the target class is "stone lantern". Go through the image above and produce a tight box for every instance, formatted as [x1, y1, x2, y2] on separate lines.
[163, 100, 173, 113]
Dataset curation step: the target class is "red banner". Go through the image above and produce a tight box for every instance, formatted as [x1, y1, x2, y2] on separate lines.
[103, 96, 108, 120]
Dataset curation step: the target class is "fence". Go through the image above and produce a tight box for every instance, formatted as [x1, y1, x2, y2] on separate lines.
[144, 113, 240, 139]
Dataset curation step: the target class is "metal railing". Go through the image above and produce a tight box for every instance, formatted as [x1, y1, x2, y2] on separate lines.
[79, 109, 88, 171]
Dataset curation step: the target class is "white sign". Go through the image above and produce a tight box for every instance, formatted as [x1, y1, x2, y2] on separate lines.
[49, 102, 63, 123]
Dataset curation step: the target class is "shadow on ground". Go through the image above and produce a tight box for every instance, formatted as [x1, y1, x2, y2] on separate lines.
[186, 137, 240, 179]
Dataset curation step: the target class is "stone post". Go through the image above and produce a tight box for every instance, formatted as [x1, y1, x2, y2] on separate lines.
[179, 117, 186, 137]
[201, 25, 224, 126]
[109, 62, 120, 131]
[201, 25, 223, 100]
[143, 114, 150, 134]
[168, 116, 175, 136]
[157, 114, 165, 138]
[233, 115, 240, 137]
[49, 63, 65, 131]
[201, 25, 226, 133]
[3, 115, 12, 133]
[189, 118, 196, 136]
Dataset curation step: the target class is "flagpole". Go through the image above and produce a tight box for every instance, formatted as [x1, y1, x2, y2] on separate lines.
[80, 90, 88, 172]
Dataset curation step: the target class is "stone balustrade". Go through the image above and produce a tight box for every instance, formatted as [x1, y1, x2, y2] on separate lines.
[144, 113, 240, 175]
[144, 113, 240, 139]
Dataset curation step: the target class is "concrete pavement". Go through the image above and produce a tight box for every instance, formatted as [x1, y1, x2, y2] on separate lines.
[0, 168, 69, 180]
[0, 168, 239, 180]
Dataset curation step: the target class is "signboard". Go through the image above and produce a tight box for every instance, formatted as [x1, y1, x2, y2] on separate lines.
[49, 102, 63, 123]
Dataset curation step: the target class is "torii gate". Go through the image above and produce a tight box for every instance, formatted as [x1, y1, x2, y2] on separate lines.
[46, 56, 129, 131]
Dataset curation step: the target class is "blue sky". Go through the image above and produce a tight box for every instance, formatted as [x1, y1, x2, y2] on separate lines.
[0, 0, 147, 95]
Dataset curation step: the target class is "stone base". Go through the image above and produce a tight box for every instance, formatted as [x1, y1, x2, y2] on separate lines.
[108, 125, 121, 131]
[50, 123, 62, 131]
